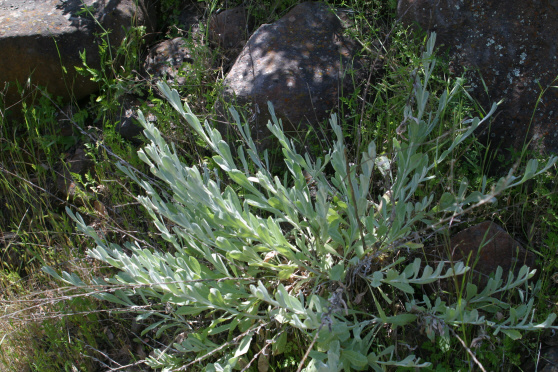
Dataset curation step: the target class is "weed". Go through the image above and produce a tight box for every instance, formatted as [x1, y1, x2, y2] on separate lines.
[2, 1, 558, 371]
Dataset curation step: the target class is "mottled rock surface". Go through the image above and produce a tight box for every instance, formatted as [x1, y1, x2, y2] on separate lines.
[0, 0, 156, 111]
[217, 1, 365, 147]
[144, 37, 194, 86]
[398, 0, 558, 156]
[449, 221, 537, 287]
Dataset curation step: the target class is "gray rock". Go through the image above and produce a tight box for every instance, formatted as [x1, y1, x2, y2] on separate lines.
[398, 0, 558, 158]
[0, 0, 156, 112]
[217, 1, 365, 149]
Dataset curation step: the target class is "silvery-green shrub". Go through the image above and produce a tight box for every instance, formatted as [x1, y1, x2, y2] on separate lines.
[45, 33, 558, 371]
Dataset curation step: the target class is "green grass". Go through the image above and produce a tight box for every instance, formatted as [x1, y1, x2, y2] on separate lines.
[1, 0, 557, 370]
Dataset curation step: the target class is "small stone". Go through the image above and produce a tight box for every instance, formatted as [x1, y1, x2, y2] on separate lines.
[55, 145, 93, 199]
[143, 37, 194, 86]
[114, 95, 145, 141]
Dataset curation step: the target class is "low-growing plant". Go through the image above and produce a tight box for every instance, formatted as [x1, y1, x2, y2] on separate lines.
[44, 33, 558, 371]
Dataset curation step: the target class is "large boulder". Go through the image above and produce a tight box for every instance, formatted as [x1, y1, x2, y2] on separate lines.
[0, 0, 156, 114]
[398, 0, 558, 157]
[217, 1, 365, 148]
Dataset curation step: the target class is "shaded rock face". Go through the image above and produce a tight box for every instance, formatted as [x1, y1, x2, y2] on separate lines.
[449, 221, 537, 288]
[218, 1, 364, 147]
[398, 0, 558, 156]
[208, 6, 250, 72]
[208, 6, 249, 55]
[175, 2, 202, 33]
[0, 0, 156, 111]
